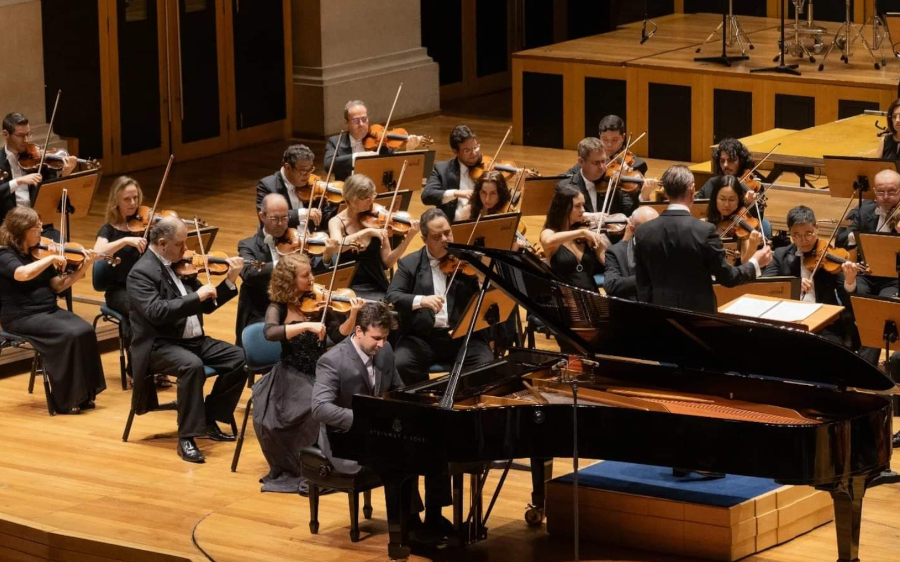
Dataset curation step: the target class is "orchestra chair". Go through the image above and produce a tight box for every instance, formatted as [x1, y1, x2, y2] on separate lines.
[231, 322, 281, 472]
[299, 445, 382, 542]
[91, 260, 129, 390]
[0, 331, 53, 416]
[121, 364, 220, 442]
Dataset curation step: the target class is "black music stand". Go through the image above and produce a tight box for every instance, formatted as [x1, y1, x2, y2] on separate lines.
[639, 199, 709, 219]
[353, 152, 429, 193]
[451, 212, 520, 251]
[450, 288, 515, 339]
[859, 233, 900, 292]
[32, 168, 101, 238]
[520, 175, 568, 216]
[695, 0, 749, 67]
[751, 0, 800, 75]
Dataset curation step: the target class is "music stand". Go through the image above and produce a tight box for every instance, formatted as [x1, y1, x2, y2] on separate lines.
[520, 175, 568, 216]
[823, 156, 899, 210]
[714, 276, 801, 306]
[353, 152, 428, 193]
[314, 260, 358, 289]
[859, 233, 900, 290]
[185, 226, 219, 252]
[450, 287, 516, 339]
[639, 199, 709, 219]
[32, 168, 101, 237]
[337, 190, 413, 214]
[451, 212, 520, 251]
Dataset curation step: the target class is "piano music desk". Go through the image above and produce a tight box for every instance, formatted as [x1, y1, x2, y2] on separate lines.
[718, 295, 843, 333]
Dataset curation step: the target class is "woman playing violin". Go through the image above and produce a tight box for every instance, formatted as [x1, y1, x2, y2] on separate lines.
[0, 207, 106, 414]
[706, 176, 762, 265]
[328, 174, 419, 301]
[255, 252, 361, 493]
[540, 185, 608, 292]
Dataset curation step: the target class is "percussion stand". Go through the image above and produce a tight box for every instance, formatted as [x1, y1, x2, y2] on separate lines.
[695, 0, 754, 56]
[819, 0, 880, 70]
[695, 0, 749, 66]
[752, 0, 800, 75]
[851, 0, 888, 68]
[779, 0, 817, 63]
[640, 0, 657, 44]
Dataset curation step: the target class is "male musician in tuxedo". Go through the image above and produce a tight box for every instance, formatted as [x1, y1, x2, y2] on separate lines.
[386, 208, 494, 385]
[598, 115, 648, 176]
[836, 169, 900, 298]
[235, 193, 338, 346]
[558, 137, 643, 223]
[1, 112, 77, 235]
[323, 100, 423, 181]
[634, 165, 771, 314]
[128, 217, 248, 463]
[421, 124, 479, 222]
[603, 206, 658, 300]
[312, 302, 453, 545]
[255, 144, 327, 232]
[762, 206, 860, 349]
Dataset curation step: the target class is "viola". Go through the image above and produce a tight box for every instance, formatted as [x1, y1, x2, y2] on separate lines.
[173, 250, 262, 279]
[299, 284, 383, 315]
[718, 210, 760, 240]
[438, 253, 477, 277]
[297, 175, 344, 204]
[18, 143, 97, 174]
[31, 237, 120, 270]
[469, 155, 539, 182]
[126, 206, 207, 234]
[359, 204, 415, 234]
[363, 124, 434, 151]
[802, 239, 870, 275]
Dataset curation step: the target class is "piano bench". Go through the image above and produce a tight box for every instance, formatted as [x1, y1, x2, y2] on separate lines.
[299, 446, 382, 542]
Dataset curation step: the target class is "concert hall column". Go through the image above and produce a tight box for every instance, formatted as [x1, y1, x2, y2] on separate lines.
[290, 0, 440, 137]
[0, 0, 46, 120]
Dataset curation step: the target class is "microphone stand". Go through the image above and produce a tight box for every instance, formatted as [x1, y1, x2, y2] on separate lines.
[695, 0, 748, 67]
[752, 0, 801, 75]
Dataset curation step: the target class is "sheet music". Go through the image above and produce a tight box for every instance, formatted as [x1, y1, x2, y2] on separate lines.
[721, 297, 779, 318]
[760, 301, 822, 323]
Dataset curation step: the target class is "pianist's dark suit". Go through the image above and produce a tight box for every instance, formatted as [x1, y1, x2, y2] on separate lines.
[323, 133, 394, 181]
[603, 238, 638, 300]
[634, 208, 757, 314]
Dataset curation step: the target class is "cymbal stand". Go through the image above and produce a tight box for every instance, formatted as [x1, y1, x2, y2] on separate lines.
[695, 0, 749, 66]
[695, 0, 754, 56]
[780, 0, 817, 63]
[819, 0, 880, 70]
[640, 0, 657, 44]
[851, 0, 888, 69]
[752, 0, 800, 75]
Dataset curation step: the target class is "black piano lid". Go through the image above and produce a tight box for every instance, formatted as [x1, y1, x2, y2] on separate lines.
[448, 244, 895, 392]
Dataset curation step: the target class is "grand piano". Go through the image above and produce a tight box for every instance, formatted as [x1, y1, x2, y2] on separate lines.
[331, 244, 895, 561]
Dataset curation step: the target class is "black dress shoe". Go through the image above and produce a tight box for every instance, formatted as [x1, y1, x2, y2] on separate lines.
[177, 438, 205, 463]
[893, 430, 900, 448]
[205, 423, 236, 442]
[80, 400, 95, 410]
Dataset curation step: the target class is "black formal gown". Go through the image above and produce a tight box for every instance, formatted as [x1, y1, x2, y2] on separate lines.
[550, 243, 602, 292]
[253, 303, 345, 493]
[96, 224, 141, 357]
[0, 249, 106, 412]
[349, 235, 389, 301]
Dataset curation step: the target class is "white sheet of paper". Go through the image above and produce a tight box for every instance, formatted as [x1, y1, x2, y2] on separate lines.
[721, 296, 779, 318]
[760, 301, 822, 323]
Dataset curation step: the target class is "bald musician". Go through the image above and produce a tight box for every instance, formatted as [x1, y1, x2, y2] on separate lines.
[603, 206, 659, 300]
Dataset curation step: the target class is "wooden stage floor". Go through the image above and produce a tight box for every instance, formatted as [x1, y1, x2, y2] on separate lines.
[1, 110, 899, 562]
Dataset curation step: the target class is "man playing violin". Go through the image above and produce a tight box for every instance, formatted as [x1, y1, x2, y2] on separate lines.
[128, 217, 247, 463]
[324, 100, 423, 181]
[385, 208, 494, 385]
[256, 144, 326, 232]
[236, 193, 339, 346]
[697, 138, 759, 206]
[422, 125, 481, 223]
[598, 115, 649, 176]
[1, 112, 78, 235]
[762, 206, 861, 350]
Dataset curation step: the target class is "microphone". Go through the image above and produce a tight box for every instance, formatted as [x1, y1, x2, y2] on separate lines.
[551, 359, 569, 372]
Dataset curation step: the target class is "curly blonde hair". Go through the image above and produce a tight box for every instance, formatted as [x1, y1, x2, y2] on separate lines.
[105, 176, 142, 224]
[268, 253, 311, 304]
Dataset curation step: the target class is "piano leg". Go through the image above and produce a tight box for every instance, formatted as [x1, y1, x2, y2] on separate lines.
[382, 473, 416, 561]
[526, 457, 553, 525]
[827, 477, 866, 562]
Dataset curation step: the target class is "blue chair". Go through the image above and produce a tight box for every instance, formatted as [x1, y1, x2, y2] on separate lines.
[0, 331, 52, 416]
[231, 322, 281, 472]
[91, 261, 129, 390]
[122, 364, 217, 442]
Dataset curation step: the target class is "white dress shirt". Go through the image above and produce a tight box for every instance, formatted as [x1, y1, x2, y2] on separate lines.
[262, 233, 280, 266]
[151, 248, 204, 339]
[796, 247, 817, 303]
[441, 160, 476, 222]
[581, 169, 599, 212]
[4, 146, 30, 208]
[351, 335, 377, 389]
[411, 248, 450, 328]
[280, 170, 313, 225]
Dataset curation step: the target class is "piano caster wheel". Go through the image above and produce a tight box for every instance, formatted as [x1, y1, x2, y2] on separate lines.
[524, 505, 545, 526]
[350, 529, 360, 542]
[309, 521, 319, 534]
[363, 505, 373, 519]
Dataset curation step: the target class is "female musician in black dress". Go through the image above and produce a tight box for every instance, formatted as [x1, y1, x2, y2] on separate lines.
[540, 185, 607, 292]
[706, 175, 762, 265]
[879, 98, 900, 159]
[0, 207, 106, 414]
[327, 174, 418, 300]
[254, 252, 362, 493]
[93, 176, 147, 383]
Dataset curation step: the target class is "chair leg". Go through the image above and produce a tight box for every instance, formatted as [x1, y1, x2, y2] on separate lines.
[230, 396, 252, 473]
[39, 357, 54, 416]
[363, 490, 373, 519]
[309, 484, 320, 534]
[122, 407, 136, 442]
[349, 491, 360, 542]
[117, 324, 127, 391]
[27, 352, 38, 394]
[526, 322, 536, 349]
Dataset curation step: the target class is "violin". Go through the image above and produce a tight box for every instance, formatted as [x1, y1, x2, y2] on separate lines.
[297, 175, 344, 204]
[570, 222, 605, 249]
[363, 124, 434, 151]
[298, 284, 382, 315]
[173, 250, 262, 279]
[438, 253, 477, 277]
[738, 169, 763, 193]
[718, 210, 760, 240]
[31, 237, 120, 270]
[276, 229, 358, 256]
[18, 143, 98, 174]
[126, 206, 207, 233]
[469, 155, 539, 182]
[359, 204, 415, 234]
[802, 239, 870, 275]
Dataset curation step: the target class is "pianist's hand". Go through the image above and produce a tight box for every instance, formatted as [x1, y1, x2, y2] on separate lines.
[420, 295, 445, 313]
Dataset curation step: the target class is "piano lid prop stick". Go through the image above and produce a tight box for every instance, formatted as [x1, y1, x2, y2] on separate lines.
[439, 271, 493, 409]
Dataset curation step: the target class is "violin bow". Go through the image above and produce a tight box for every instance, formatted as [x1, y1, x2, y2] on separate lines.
[37, 90, 62, 176]
[193, 214, 217, 306]
[738, 143, 781, 185]
[597, 132, 634, 229]
[56, 188, 68, 271]
[382, 160, 408, 232]
[315, 130, 343, 213]
[315, 234, 349, 349]
[505, 164, 528, 214]
[299, 132, 342, 255]
[375, 83, 403, 154]
[142, 155, 175, 240]
[486, 126, 513, 172]
[804, 194, 858, 290]
[444, 210, 483, 299]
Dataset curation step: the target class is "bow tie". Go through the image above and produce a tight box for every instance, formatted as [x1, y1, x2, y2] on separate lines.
[429, 258, 442, 268]
[263, 234, 277, 247]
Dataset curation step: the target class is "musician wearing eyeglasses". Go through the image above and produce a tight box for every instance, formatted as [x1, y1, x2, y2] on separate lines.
[256, 144, 325, 232]
[422, 125, 481, 223]
[324, 100, 423, 181]
[559, 138, 641, 226]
